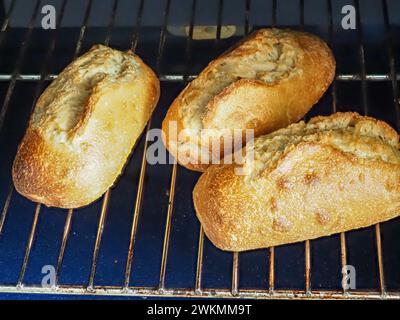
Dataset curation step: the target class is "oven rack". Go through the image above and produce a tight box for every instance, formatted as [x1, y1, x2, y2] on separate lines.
[0, 0, 399, 299]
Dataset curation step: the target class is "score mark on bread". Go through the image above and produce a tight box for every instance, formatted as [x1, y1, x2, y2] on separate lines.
[12, 45, 160, 209]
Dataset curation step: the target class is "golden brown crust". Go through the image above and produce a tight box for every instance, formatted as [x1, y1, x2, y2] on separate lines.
[162, 28, 336, 171]
[12, 45, 160, 208]
[193, 113, 400, 251]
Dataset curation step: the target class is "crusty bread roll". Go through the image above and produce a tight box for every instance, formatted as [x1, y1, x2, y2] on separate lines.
[193, 112, 400, 251]
[162, 28, 335, 171]
[12, 45, 160, 208]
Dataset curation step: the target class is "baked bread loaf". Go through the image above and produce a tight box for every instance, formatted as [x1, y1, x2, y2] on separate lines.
[162, 28, 335, 171]
[193, 112, 400, 251]
[12, 45, 160, 208]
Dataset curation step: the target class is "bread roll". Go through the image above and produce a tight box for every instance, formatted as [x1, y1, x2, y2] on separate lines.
[162, 28, 335, 171]
[12, 45, 160, 208]
[193, 112, 400, 251]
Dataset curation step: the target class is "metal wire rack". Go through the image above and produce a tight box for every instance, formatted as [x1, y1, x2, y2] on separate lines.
[0, 0, 399, 299]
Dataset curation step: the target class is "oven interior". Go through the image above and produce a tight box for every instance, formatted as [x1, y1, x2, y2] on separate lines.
[0, 0, 399, 299]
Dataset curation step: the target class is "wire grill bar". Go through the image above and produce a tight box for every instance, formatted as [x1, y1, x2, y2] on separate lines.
[88, 191, 111, 289]
[51, 0, 94, 288]
[194, 226, 204, 293]
[159, 162, 177, 290]
[326, 0, 352, 297]
[354, 0, 385, 295]
[0, 0, 41, 133]
[381, 1, 399, 295]
[354, 0, 387, 298]
[327, 0, 337, 115]
[55, 209, 73, 286]
[0, 73, 398, 82]
[183, 0, 197, 81]
[158, 0, 192, 291]
[30, 0, 68, 108]
[355, 0, 369, 115]
[124, 0, 168, 290]
[0, 185, 12, 235]
[268, 248, 275, 294]
[231, 252, 239, 295]
[0, 0, 399, 300]
[8, 0, 69, 290]
[123, 120, 151, 288]
[159, 0, 198, 292]
[0, 0, 15, 44]
[230, 1, 254, 296]
[305, 240, 311, 294]
[382, 0, 400, 128]
[87, 0, 121, 289]
[157, 0, 177, 289]
[1, 284, 399, 300]
[104, 0, 119, 47]
[130, 0, 145, 51]
[299, 0, 311, 295]
[327, 0, 349, 295]
[17, 204, 41, 287]
[155, 0, 174, 292]
[375, 224, 386, 295]
[339, 233, 348, 293]
[215, 0, 223, 45]
[375, 223, 386, 295]
[74, 0, 93, 59]
[155, 0, 171, 72]
[194, 0, 225, 295]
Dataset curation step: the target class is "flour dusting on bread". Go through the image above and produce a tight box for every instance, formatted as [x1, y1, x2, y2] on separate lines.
[180, 29, 300, 133]
[244, 112, 400, 178]
[32, 45, 140, 138]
